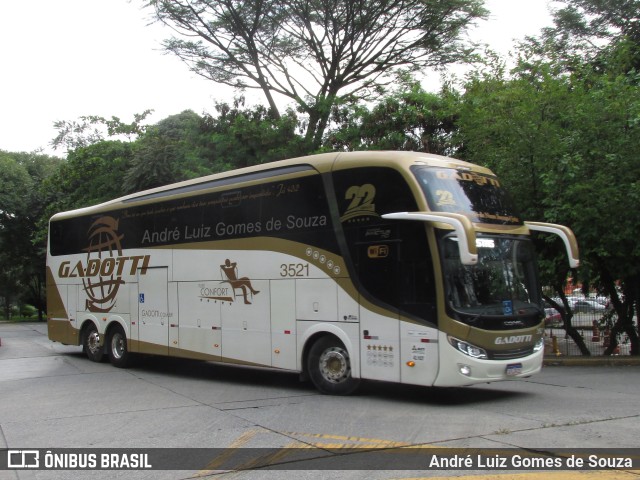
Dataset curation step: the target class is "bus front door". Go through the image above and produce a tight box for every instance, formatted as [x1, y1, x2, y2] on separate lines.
[357, 238, 401, 383]
[356, 226, 440, 387]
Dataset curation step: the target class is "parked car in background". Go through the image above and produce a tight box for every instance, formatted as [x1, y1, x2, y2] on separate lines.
[544, 296, 608, 329]
[591, 296, 611, 307]
[567, 297, 607, 314]
[545, 308, 563, 327]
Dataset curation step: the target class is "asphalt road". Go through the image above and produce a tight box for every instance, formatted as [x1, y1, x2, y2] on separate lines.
[0, 322, 638, 480]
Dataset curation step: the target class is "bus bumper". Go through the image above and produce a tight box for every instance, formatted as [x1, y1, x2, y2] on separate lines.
[433, 334, 544, 387]
[48, 318, 79, 346]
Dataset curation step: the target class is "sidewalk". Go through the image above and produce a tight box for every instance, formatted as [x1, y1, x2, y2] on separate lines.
[543, 328, 640, 366]
[544, 355, 640, 366]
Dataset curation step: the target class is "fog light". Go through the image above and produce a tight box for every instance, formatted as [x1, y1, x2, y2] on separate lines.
[459, 364, 472, 377]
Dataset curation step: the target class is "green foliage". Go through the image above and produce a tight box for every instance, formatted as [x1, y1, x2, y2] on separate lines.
[40, 141, 134, 219]
[555, 74, 640, 267]
[546, 0, 640, 48]
[457, 62, 571, 220]
[124, 110, 209, 192]
[0, 153, 32, 319]
[530, 0, 640, 76]
[123, 105, 306, 193]
[203, 101, 307, 169]
[20, 304, 37, 318]
[458, 43, 639, 256]
[51, 110, 153, 152]
[0, 152, 33, 222]
[0, 150, 63, 320]
[455, 28, 640, 353]
[325, 81, 460, 155]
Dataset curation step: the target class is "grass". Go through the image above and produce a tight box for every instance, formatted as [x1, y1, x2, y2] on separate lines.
[0, 316, 43, 323]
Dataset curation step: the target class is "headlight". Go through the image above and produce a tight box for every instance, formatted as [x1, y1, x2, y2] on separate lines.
[448, 336, 488, 359]
[533, 337, 544, 352]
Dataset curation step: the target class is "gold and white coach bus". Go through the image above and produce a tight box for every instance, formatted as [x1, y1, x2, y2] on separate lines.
[47, 151, 579, 394]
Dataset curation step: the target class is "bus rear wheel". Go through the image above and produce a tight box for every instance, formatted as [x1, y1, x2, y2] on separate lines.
[107, 325, 131, 368]
[307, 336, 360, 395]
[82, 322, 104, 362]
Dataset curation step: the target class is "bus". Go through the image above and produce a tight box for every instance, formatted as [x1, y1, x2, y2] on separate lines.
[47, 151, 579, 394]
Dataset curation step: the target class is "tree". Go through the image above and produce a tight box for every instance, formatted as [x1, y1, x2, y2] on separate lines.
[202, 99, 306, 169]
[455, 61, 596, 354]
[124, 110, 210, 192]
[0, 151, 62, 320]
[545, 0, 640, 52]
[521, 0, 640, 354]
[325, 79, 460, 154]
[0, 153, 32, 318]
[51, 110, 153, 152]
[516, 0, 640, 79]
[456, 41, 640, 355]
[146, 0, 487, 149]
[39, 141, 134, 233]
[124, 105, 306, 192]
[548, 67, 640, 355]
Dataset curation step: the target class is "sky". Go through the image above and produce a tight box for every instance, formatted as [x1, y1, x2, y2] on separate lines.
[0, 0, 555, 156]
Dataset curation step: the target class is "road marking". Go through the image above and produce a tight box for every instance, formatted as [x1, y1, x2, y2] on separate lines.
[394, 473, 640, 480]
[284, 431, 412, 449]
[197, 429, 640, 478]
[197, 428, 262, 475]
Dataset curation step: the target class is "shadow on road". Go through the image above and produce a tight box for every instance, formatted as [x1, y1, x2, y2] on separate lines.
[62, 351, 529, 405]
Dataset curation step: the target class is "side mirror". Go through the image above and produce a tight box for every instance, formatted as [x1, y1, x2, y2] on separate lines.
[525, 222, 580, 268]
[382, 212, 478, 265]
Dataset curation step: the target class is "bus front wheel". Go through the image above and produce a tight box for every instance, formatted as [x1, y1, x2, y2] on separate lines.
[307, 336, 360, 395]
[82, 322, 104, 363]
[107, 325, 131, 368]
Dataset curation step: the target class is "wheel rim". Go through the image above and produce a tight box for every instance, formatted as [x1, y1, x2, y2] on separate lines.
[111, 332, 126, 360]
[319, 347, 350, 384]
[86, 330, 101, 355]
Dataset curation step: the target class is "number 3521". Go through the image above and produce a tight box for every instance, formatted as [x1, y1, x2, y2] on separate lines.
[280, 263, 310, 277]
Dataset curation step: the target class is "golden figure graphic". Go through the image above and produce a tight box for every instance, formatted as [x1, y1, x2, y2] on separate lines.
[220, 259, 260, 304]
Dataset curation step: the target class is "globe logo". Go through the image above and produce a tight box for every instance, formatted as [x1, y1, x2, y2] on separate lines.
[82, 216, 125, 313]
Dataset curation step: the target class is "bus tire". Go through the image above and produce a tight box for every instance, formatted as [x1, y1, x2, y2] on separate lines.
[307, 336, 360, 395]
[82, 322, 104, 363]
[107, 324, 131, 368]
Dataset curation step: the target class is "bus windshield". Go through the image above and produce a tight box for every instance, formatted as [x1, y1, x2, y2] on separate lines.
[440, 234, 542, 329]
[412, 166, 521, 225]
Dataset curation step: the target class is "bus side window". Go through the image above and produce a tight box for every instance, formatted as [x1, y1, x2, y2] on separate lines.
[333, 166, 436, 324]
[353, 222, 436, 324]
[355, 231, 400, 312]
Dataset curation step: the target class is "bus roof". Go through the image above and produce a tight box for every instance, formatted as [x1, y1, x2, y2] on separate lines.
[50, 151, 489, 221]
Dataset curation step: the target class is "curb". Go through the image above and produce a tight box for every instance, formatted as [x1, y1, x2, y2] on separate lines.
[544, 356, 640, 367]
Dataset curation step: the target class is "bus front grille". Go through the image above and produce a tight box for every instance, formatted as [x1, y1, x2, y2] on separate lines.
[489, 347, 534, 360]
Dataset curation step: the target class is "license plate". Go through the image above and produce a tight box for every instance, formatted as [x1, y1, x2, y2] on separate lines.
[506, 363, 523, 376]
